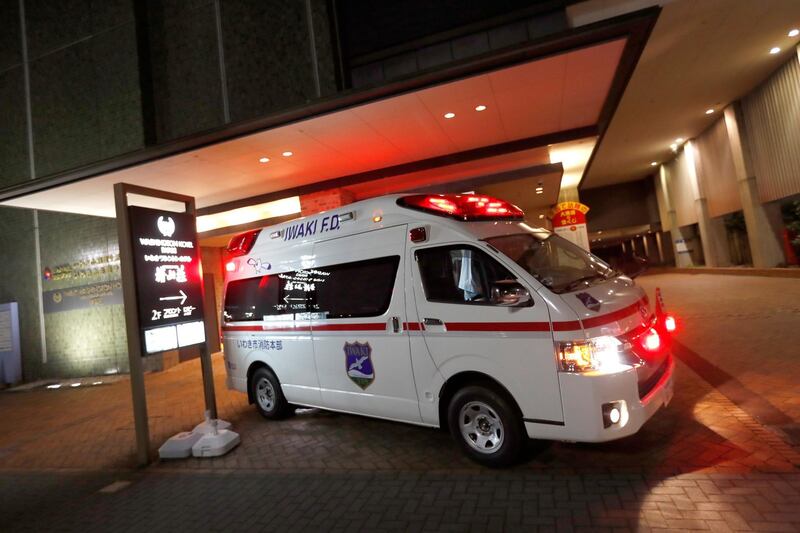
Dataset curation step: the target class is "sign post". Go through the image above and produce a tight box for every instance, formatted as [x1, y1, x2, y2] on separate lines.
[114, 183, 217, 466]
[552, 201, 591, 251]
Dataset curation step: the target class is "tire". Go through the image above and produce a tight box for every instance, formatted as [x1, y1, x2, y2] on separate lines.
[447, 384, 525, 467]
[249, 367, 291, 420]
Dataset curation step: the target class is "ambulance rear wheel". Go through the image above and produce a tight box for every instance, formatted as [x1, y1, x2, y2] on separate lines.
[250, 367, 291, 420]
[447, 385, 524, 467]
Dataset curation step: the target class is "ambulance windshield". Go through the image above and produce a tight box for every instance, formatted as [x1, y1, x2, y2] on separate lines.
[485, 233, 616, 294]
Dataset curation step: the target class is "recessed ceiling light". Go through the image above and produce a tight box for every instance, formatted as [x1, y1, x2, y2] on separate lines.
[705, 108, 714, 115]
[282, 151, 293, 157]
[535, 190, 543, 194]
[789, 29, 799, 38]
[770, 47, 781, 54]
[650, 161, 658, 166]
[444, 112, 455, 119]
[674, 137, 684, 143]
[259, 157, 270, 163]
[474, 105, 487, 112]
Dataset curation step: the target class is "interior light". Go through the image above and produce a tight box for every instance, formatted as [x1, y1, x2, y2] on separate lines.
[769, 47, 781, 54]
[538, 214, 545, 219]
[46, 384, 62, 389]
[650, 162, 657, 166]
[705, 108, 714, 115]
[474, 105, 487, 112]
[444, 112, 456, 119]
[535, 190, 543, 194]
[282, 151, 293, 157]
[670, 143, 678, 152]
[70, 383, 81, 388]
[674, 137, 684, 143]
[258, 157, 270, 163]
[789, 29, 799, 38]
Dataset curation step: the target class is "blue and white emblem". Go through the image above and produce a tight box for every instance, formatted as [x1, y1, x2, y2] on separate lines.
[344, 342, 374, 390]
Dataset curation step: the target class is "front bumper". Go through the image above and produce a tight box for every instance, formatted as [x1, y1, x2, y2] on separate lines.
[524, 354, 674, 442]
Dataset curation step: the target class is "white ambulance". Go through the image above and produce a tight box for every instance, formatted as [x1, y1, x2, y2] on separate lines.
[221, 194, 675, 466]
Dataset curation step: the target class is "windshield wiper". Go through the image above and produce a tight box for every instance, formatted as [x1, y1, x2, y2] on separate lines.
[561, 274, 603, 293]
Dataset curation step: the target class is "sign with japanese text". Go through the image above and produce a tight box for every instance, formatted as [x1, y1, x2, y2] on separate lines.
[552, 201, 590, 251]
[128, 206, 205, 354]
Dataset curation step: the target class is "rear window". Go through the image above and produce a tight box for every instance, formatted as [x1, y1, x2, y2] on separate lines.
[224, 256, 400, 321]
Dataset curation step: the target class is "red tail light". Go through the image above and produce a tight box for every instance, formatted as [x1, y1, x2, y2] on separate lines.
[640, 328, 661, 352]
[398, 194, 524, 221]
[226, 230, 261, 257]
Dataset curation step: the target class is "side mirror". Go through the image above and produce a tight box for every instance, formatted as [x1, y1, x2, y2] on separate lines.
[491, 281, 532, 307]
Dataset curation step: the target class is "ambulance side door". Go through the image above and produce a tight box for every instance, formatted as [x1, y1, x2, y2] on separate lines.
[310, 225, 421, 423]
[411, 242, 564, 425]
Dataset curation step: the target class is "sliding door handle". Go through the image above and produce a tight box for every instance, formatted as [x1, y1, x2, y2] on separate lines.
[423, 318, 443, 326]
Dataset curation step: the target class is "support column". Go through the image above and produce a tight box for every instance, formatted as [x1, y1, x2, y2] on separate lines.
[656, 165, 688, 266]
[654, 232, 664, 264]
[684, 141, 731, 267]
[723, 105, 785, 267]
[300, 188, 355, 216]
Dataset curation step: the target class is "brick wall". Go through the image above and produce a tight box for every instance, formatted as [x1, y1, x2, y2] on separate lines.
[299, 189, 355, 216]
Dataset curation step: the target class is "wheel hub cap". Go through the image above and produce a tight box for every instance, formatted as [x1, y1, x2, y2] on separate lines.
[459, 401, 505, 454]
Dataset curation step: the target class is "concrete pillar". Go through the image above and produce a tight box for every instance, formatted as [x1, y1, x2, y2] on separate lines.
[300, 188, 355, 216]
[684, 141, 732, 267]
[723, 105, 786, 267]
[656, 233, 664, 264]
[656, 165, 690, 266]
[558, 186, 580, 204]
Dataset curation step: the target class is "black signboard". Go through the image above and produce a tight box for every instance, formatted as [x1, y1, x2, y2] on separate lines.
[128, 206, 205, 354]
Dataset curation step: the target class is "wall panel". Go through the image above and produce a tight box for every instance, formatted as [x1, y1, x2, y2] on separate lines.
[742, 54, 800, 203]
[693, 117, 741, 217]
[665, 149, 697, 228]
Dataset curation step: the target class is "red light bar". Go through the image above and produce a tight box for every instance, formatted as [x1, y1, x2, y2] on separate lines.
[226, 230, 261, 257]
[398, 194, 524, 221]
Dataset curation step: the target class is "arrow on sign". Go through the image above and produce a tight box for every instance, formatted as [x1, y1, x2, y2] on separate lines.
[283, 295, 305, 304]
[160, 290, 188, 305]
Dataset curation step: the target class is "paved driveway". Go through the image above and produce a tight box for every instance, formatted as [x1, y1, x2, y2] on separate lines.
[1, 273, 799, 531]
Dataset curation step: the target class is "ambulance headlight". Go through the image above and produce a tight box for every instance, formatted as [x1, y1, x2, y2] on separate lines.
[557, 336, 632, 373]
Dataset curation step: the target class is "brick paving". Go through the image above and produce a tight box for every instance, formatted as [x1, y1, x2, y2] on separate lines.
[1, 273, 799, 532]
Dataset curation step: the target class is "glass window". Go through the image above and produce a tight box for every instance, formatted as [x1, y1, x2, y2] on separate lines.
[415, 245, 517, 305]
[224, 256, 400, 321]
[313, 256, 400, 319]
[223, 270, 312, 321]
[485, 233, 615, 294]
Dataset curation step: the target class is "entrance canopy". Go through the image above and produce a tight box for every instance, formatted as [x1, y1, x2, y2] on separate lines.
[1, 15, 650, 234]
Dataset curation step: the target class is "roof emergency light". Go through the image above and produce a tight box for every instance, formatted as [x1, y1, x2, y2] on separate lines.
[226, 229, 261, 257]
[398, 194, 524, 221]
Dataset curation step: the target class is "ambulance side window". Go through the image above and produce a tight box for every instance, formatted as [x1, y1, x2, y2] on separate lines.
[312, 256, 400, 319]
[224, 272, 310, 321]
[415, 245, 516, 305]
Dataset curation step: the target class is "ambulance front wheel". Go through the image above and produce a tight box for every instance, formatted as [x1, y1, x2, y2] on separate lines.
[447, 385, 524, 467]
[250, 367, 291, 420]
